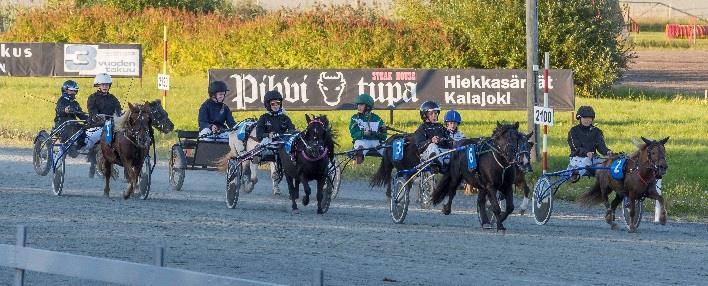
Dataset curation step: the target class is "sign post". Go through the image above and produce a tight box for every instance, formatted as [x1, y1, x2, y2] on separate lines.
[160, 25, 168, 108]
[534, 52, 554, 174]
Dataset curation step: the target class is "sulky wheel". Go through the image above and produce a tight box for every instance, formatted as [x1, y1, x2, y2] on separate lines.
[169, 144, 186, 192]
[532, 176, 554, 225]
[390, 174, 411, 224]
[33, 130, 52, 176]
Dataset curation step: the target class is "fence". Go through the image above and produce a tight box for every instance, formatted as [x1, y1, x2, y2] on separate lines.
[621, 1, 708, 24]
[1, 225, 325, 286]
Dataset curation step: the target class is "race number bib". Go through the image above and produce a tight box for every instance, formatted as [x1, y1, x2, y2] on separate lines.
[237, 121, 255, 141]
[103, 120, 113, 144]
[466, 144, 477, 170]
[610, 157, 626, 180]
[392, 138, 405, 161]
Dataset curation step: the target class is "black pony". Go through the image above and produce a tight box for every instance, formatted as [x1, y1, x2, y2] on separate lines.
[370, 134, 420, 198]
[431, 122, 525, 231]
[279, 114, 336, 214]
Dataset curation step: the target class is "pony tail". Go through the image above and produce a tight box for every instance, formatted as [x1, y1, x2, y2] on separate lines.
[370, 153, 392, 188]
[577, 181, 604, 207]
[215, 150, 235, 173]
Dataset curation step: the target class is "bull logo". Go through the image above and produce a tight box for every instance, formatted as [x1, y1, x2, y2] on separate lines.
[317, 72, 346, 106]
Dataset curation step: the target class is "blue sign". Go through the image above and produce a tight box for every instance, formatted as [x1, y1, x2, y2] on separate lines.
[610, 157, 626, 180]
[466, 144, 477, 170]
[392, 138, 404, 161]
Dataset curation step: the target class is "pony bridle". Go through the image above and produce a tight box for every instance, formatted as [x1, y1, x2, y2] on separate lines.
[299, 119, 329, 162]
[125, 108, 152, 149]
[515, 138, 532, 172]
[489, 128, 520, 166]
[645, 143, 667, 178]
[148, 106, 170, 132]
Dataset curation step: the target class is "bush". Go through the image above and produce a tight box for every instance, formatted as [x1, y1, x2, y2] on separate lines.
[0, 4, 473, 74]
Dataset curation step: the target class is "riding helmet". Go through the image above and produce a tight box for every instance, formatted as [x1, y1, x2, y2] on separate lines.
[263, 90, 284, 112]
[354, 93, 375, 109]
[61, 80, 80, 94]
[419, 101, 441, 120]
[444, 110, 462, 124]
[93, 73, 112, 87]
[208, 80, 230, 96]
[576, 106, 595, 119]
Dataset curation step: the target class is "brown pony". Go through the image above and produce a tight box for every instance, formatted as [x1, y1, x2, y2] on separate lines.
[98, 103, 153, 199]
[578, 137, 669, 232]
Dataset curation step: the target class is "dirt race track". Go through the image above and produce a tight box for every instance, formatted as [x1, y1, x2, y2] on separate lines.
[0, 147, 707, 285]
[620, 50, 708, 96]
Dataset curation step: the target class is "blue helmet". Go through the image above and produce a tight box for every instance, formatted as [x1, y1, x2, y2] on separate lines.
[444, 110, 461, 124]
[61, 80, 79, 98]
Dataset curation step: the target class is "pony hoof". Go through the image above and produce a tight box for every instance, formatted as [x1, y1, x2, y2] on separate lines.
[442, 206, 451, 215]
[482, 223, 493, 230]
[518, 209, 526, 216]
[497, 228, 506, 235]
[660, 216, 667, 225]
[302, 196, 310, 206]
[291, 209, 300, 215]
[317, 209, 324, 214]
[628, 227, 637, 233]
[610, 223, 619, 230]
[385, 191, 391, 198]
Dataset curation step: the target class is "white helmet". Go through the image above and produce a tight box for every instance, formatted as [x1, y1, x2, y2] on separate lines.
[93, 73, 112, 87]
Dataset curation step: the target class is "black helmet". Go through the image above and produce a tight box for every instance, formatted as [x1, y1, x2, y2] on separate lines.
[576, 106, 595, 119]
[61, 80, 80, 95]
[419, 101, 441, 121]
[208, 80, 229, 96]
[263, 90, 283, 112]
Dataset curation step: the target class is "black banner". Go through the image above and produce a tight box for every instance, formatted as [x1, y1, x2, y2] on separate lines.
[209, 69, 574, 111]
[0, 42, 142, 77]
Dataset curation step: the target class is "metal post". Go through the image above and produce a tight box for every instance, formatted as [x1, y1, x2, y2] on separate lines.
[162, 24, 168, 109]
[542, 52, 550, 174]
[15, 225, 26, 286]
[526, 0, 540, 161]
[313, 269, 323, 286]
[154, 246, 165, 267]
[389, 109, 394, 125]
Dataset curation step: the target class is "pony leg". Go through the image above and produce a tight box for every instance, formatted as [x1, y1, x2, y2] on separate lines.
[269, 162, 281, 195]
[123, 165, 136, 200]
[286, 176, 299, 214]
[499, 188, 515, 223]
[301, 180, 311, 206]
[607, 195, 622, 230]
[477, 190, 491, 229]
[244, 162, 257, 193]
[654, 179, 663, 223]
[485, 188, 505, 232]
[645, 187, 667, 225]
[316, 177, 325, 214]
[442, 175, 461, 215]
[518, 180, 530, 215]
[103, 161, 112, 198]
[628, 198, 638, 233]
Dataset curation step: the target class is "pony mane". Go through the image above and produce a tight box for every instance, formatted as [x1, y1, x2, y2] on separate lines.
[113, 107, 132, 132]
[312, 114, 339, 147]
[491, 123, 517, 138]
[629, 141, 649, 160]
